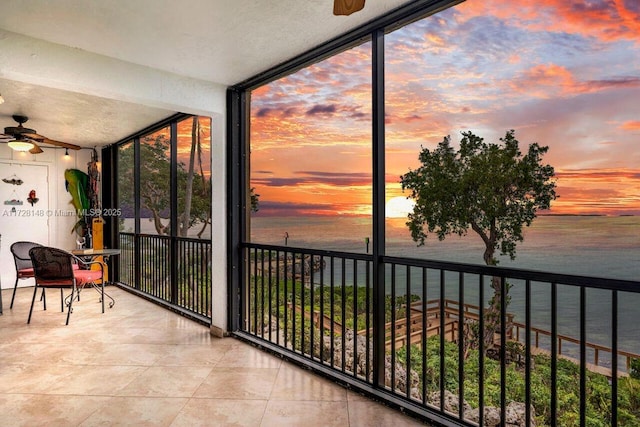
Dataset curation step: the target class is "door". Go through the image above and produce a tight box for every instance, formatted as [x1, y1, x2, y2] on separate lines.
[0, 162, 50, 290]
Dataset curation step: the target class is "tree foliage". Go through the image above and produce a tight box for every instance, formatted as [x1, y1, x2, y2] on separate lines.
[118, 129, 210, 237]
[250, 187, 260, 213]
[401, 130, 557, 352]
[400, 130, 557, 266]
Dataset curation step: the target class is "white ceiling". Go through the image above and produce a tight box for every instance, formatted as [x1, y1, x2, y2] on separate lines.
[0, 0, 413, 148]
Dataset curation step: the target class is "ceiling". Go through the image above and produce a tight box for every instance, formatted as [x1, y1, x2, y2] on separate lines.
[0, 0, 414, 149]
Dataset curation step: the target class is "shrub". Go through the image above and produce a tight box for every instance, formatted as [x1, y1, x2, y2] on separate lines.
[630, 358, 640, 380]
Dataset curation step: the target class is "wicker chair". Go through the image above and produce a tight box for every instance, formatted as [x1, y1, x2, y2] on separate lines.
[28, 246, 104, 325]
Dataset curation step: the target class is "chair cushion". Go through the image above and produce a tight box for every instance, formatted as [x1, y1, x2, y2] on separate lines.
[19, 264, 78, 278]
[17, 267, 35, 278]
[74, 269, 103, 286]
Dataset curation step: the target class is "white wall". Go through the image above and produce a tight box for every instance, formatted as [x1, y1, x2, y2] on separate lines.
[0, 143, 93, 290]
[209, 112, 227, 335]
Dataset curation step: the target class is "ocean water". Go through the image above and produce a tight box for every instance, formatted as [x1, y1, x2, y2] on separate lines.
[251, 215, 640, 356]
[251, 215, 640, 281]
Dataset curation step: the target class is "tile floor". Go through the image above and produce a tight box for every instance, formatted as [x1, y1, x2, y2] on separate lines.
[0, 285, 429, 426]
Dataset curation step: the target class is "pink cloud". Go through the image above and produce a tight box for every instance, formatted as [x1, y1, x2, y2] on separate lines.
[507, 64, 640, 99]
[459, 0, 640, 44]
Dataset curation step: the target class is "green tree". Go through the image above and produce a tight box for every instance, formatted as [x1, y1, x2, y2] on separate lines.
[118, 126, 210, 237]
[180, 116, 212, 238]
[250, 187, 260, 213]
[400, 130, 557, 351]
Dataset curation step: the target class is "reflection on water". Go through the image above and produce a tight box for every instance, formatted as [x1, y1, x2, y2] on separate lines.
[252, 215, 640, 281]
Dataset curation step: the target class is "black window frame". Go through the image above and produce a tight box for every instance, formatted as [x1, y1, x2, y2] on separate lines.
[227, 0, 460, 340]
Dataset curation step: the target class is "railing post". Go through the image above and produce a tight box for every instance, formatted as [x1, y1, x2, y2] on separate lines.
[611, 290, 618, 426]
[170, 237, 178, 305]
[169, 121, 178, 305]
[227, 87, 247, 332]
[559, 338, 562, 356]
[371, 27, 386, 389]
[551, 282, 558, 426]
[134, 234, 141, 290]
[580, 286, 586, 427]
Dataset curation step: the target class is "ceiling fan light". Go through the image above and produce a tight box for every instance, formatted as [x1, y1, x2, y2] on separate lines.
[8, 139, 35, 152]
[29, 143, 44, 154]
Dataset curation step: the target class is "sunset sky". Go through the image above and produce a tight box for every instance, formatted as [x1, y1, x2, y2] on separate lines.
[250, 0, 640, 218]
[148, 116, 212, 178]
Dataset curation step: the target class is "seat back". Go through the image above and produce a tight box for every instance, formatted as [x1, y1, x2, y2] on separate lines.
[11, 241, 43, 272]
[29, 246, 75, 286]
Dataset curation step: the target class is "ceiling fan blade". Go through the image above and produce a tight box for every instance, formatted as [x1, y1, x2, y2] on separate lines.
[29, 142, 44, 154]
[334, 0, 365, 16]
[20, 132, 47, 142]
[22, 132, 81, 150]
[21, 132, 46, 141]
[42, 138, 82, 150]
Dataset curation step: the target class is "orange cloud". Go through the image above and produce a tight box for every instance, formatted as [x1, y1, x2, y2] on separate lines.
[553, 168, 640, 215]
[621, 121, 640, 131]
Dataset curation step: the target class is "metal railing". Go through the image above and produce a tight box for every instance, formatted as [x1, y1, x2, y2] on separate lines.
[244, 244, 374, 382]
[237, 242, 640, 427]
[118, 232, 211, 320]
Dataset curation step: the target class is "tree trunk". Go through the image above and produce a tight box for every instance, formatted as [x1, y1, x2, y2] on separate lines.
[150, 207, 168, 235]
[461, 238, 511, 358]
[180, 117, 198, 237]
[196, 215, 211, 238]
[483, 274, 503, 351]
[482, 244, 511, 353]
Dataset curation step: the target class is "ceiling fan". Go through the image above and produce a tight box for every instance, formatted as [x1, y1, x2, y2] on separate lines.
[333, 0, 366, 16]
[0, 115, 81, 154]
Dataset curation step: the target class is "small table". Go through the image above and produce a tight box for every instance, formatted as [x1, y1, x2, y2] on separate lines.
[72, 248, 121, 308]
[72, 248, 121, 263]
[71, 248, 121, 281]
